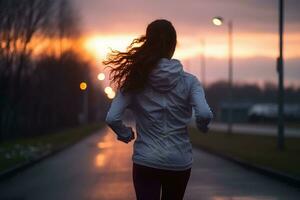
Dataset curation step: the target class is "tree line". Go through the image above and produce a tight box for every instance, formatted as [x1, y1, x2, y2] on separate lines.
[205, 81, 300, 115]
[0, 0, 109, 140]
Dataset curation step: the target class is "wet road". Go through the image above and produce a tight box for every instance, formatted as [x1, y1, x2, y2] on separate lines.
[190, 120, 300, 137]
[0, 127, 300, 200]
[209, 122, 300, 138]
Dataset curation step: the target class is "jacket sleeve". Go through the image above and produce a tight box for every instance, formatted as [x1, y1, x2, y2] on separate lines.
[105, 90, 133, 141]
[189, 76, 213, 126]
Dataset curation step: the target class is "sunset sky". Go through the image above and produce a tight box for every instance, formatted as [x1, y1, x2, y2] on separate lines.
[74, 0, 300, 86]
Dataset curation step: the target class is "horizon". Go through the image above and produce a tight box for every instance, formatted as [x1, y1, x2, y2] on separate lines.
[74, 0, 300, 87]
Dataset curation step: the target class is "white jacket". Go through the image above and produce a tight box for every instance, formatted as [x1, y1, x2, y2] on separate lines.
[106, 58, 213, 170]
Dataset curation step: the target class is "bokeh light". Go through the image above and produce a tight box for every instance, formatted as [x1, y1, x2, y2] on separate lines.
[97, 73, 105, 81]
[79, 82, 87, 90]
[107, 90, 116, 99]
[104, 86, 113, 94]
[212, 17, 223, 26]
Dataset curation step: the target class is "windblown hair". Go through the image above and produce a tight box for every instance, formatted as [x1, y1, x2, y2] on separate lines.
[103, 19, 177, 93]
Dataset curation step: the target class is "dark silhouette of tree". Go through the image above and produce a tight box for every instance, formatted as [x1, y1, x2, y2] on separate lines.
[0, 0, 55, 138]
[55, 0, 80, 56]
[0, 0, 109, 140]
[205, 81, 300, 120]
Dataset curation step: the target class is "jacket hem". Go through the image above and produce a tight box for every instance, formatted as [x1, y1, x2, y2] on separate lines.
[132, 158, 193, 171]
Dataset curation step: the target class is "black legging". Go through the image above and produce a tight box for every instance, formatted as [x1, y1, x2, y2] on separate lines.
[132, 163, 191, 200]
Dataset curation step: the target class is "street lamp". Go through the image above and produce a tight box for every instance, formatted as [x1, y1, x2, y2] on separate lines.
[79, 82, 87, 91]
[212, 17, 223, 26]
[79, 81, 88, 124]
[212, 16, 234, 134]
[200, 39, 206, 88]
[97, 72, 105, 81]
[277, 0, 285, 150]
[107, 90, 116, 99]
[104, 86, 116, 99]
[104, 86, 113, 94]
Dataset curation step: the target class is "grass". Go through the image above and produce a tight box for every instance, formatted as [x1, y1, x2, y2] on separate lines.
[248, 122, 300, 129]
[0, 123, 103, 172]
[282, 122, 300, 129]
[189, 127, 300, 179]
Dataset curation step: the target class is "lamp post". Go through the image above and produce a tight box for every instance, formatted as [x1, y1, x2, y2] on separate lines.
[200, 39, 206, 88]
[97, 72, 105, 81]
[277, 0, 285, 150]
[104, 86, 116, 99]
[79, 81, 88, 124]
[212, 16, 234, 134]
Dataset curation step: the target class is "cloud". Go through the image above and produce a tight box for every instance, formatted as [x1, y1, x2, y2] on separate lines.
[74, 0, 300, 34]
[74, 0, 300, 86]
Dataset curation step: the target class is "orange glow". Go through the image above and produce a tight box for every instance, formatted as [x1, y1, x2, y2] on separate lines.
[82, 32, 300, 62]
[30, 36, 81, 57]
[95, 154, 106, 167]
[97, 142, 113, 149]
[84, 35, 136, 62]
[80, 82, 87, 90]
[9, 31, 300, 65]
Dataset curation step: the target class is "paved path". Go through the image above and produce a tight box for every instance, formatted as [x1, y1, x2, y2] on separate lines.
[0, 127, 300, 200]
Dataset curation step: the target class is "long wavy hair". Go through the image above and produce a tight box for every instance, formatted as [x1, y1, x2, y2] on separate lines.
[103, 19, 177, 93]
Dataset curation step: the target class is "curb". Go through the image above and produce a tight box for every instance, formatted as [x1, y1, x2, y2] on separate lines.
[0, 127, 103, 181]
[194, 145, 300, 188]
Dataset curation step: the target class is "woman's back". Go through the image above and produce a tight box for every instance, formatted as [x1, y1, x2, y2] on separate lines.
[106, 58, 213, 170]
[132, 58, 193, 170]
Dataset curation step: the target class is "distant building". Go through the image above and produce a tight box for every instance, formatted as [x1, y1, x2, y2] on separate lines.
[248, 103, 300, 122]
[218, 102, 300, 123]
[219, 102, 253, 123]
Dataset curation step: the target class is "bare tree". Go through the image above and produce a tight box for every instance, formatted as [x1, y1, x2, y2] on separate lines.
[56, 0, 80, 56]
[0, 0, 103, 140]
[0, 0, 54, 81]
[0, 0, 55, 139]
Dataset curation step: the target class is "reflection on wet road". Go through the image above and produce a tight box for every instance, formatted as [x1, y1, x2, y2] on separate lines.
[0, 127, 135, 200]
[0, 127, 300, 200]
[185, 148, 300, 200]
[90, 128, 135, 200]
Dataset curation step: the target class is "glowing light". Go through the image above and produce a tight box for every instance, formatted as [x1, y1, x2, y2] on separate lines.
[97, 142, 112, 149]
[212, 17, 223, 26]
[79, 82, 87, 90]
[97, 72, 105, 81]
[104, 86, 113, 94]
[84, 35, 136, 61]
[95, 154, 105, 167]
[83, 32, 300, 62]
[107, 91, 116, 99]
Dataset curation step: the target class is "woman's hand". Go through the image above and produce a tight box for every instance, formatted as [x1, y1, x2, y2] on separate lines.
[117, 128, 135, 143]
[196, 118, 210, 133]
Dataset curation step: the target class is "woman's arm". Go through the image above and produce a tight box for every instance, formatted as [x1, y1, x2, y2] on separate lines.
[105, 90, 134, 143]
[189, 76, 213, 133]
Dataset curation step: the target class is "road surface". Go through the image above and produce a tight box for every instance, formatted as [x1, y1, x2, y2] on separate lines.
[208, 122, 300, 137]
[0, 127, 299, 200]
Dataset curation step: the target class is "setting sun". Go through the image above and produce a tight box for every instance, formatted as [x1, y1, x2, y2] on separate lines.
[84, 35, 136, 62]
[83, 33, 300, 63]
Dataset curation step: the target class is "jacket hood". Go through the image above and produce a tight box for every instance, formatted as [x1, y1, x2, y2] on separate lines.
[148, 58, 183, 92]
